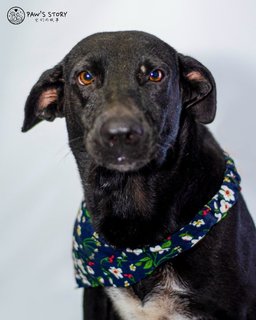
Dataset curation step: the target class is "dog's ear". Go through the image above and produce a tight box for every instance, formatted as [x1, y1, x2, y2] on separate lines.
[22, 63, 64, 132]
[178, 54, 216, 124]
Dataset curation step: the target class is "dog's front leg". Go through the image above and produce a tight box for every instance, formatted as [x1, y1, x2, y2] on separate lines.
[83, 287, 121, 320]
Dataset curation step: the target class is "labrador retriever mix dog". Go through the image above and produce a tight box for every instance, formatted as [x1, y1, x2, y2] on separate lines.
[22, 31, 256, 319]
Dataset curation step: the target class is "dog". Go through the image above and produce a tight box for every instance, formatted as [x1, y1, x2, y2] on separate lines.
[22, 31, 256, 319]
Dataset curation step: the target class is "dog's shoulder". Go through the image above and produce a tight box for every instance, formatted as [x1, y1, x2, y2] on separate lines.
[105, 265, 192, 320]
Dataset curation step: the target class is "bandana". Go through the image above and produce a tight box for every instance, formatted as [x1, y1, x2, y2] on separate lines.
[73, 156, 241, 288]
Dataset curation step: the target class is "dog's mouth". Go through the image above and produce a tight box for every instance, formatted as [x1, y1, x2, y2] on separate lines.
[86, 141, 154, 172]
[105, 155, 152, 172]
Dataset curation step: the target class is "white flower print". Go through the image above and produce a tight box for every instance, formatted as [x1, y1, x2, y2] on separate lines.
[191, 236, 203, 245]
[93, 232, 99, 239]
[227, 171, 236, 179]
[89, 253, 95, 260]
[173, 246, 182, 253]
[149, 245, 168, 254]
[77, 209, 83, 223]
[109, 267, 123, 279]
[133, 249, 143, 255]
[76, 259, 86, 274]
[213, 194, 219, 201]
[81, 274, 90, 286]
[192, 219, 205, 228]
[220, 199, 232, 213]
[126, 248, 143, 255]
[213, 201, 222, 222]
[224, 177, 231, 183]
[75, 269, 90, 286]
[214, 212, 222, 222]
[181, 235, 193, 241]
[73, 237, 79, 251]
[129, 264, 136, 272]
[77, 225, 81, 236]
[220, 185, 235, 202]
[98, 277, 104, 284]
[150, 245, 161, 252]
[124, 281, 130, 287]
[86, 265, 95, 275]
[95, 241, 101, 247]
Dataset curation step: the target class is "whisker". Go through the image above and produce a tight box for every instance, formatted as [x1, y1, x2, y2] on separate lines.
[68, 136, 84, 145]
[55, 136, 83, 162]
[59, 149, 73, 162]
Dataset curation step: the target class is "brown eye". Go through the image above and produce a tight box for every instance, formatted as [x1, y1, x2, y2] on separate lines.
[78, 71, 95, 85]
[149, 69, 163, 82]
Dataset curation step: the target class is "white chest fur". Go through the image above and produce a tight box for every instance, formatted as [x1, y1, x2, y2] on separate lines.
[105, 267, 192, 320]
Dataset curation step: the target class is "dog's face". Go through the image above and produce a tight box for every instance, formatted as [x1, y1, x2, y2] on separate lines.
[22, 31, 216, 172]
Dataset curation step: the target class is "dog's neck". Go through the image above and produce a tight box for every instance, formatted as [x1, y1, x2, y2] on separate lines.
[77, 117, 225, 249]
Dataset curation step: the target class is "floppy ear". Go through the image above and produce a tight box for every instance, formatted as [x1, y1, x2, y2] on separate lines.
[22, 63, 64, 132]
[178, 54, 216, 124]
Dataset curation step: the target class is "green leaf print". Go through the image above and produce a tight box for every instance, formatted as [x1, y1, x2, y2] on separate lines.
[161, 240, 171, 249]
[143, 259, 153, 269]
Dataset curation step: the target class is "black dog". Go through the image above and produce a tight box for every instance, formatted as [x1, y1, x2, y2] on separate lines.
[22, 31, 256, 319]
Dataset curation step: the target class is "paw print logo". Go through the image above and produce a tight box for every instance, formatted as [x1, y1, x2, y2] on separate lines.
[7, 7, 25, 25]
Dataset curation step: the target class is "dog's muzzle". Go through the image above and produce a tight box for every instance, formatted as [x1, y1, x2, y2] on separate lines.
[86, 113, 152, 171]
[100, 116, 144, 150]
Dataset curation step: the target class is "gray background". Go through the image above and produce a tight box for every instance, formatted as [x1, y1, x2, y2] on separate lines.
[1, 0, 255, 319]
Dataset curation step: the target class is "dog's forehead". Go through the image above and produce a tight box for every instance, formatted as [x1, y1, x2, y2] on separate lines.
[66, 31, 177, 67]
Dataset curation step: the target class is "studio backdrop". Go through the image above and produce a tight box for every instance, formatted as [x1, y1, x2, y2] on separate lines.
[0, 1, 255, 319]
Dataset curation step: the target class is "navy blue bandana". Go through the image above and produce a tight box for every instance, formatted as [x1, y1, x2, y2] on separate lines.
[73, 156, 241, 288]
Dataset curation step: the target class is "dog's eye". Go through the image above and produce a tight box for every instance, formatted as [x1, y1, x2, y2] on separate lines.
[149, 69, 163, 82]
[78, 71, 95, 85]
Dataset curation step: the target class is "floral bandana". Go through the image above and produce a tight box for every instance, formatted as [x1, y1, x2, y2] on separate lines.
[73, 156, 241, 288]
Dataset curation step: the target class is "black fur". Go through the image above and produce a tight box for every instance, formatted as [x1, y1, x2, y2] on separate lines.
[22, 31, 256, 319]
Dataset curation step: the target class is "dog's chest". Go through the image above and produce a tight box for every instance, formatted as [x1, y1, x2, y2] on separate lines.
[105, 268, 192, 320]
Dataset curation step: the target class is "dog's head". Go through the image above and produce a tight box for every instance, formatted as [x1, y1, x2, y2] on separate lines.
[22, 31, 216, 172]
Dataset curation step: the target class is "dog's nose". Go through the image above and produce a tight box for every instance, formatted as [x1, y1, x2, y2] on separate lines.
[100, 117, 144, 148]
